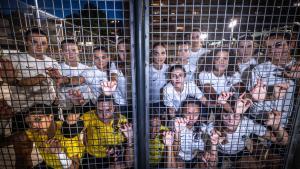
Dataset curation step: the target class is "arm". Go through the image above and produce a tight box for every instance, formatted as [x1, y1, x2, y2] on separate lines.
[163, 131, 177, 168]
[120, 123, 134, 168]
[202, 84, 218, 101]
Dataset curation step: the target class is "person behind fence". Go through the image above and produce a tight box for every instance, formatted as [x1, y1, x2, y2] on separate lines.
[236, 35, 261, 87]
[250, 32, 297, 128]
[0, 104, 85, 169]
[0, 27, 62, 127]
[166, 98, 218, 168]
[173, 41, 197, 81]
[163, 64, 208, 120]
[215, 92, 289, 168]
[148, 113, 169, 167]
[80, 95, 133, 169]
[188, 28, 210, 64]
[81, 46, 117, 103]
[58, 39, 94, 110]
[149, 43, 169, 110]
[197, 47, 245, 103]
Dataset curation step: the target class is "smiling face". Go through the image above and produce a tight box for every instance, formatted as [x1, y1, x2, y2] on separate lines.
[153, 45, 167, 66]
[94, 50, 110, 70]
[238, 40, 254, 61]
[26, 33, 48, 59]
[182, 103, 200, 125]
[97, 100, 115, 121]
[170, 68, 186, 90]
[62, 43, 80, 65]
[265, 36, 290, 65]
[213, 51, 229, 74]
[222, 112, 241, 132]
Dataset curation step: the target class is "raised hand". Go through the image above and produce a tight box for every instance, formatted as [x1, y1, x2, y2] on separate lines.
[174, 117, 188, 133]
[46, 67, 62, 79]
[284, 64, 300, 78]
[68, 89, 85, 105]
[120, 123, 133, 140]
[210, 129, 220, 145]
[100, 81, 117, 96]
[264, 110, 282, 128]
[250, 78, 267, 101]
[235, 92, 253, 115]
[217, 91, 234, 105]
[163, 131, 175, 147]
[273, 82, 290, 99]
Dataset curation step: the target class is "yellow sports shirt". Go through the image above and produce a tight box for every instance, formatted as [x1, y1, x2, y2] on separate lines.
[81, 110, 128, 158]
[149, 125, 169, 165]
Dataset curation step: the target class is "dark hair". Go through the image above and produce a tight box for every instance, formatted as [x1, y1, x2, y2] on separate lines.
[61, 39, 77, 49]
[97, 94, 114, 103]
[237, 35, 259, 56]
[198, 47, 239, 77]
[25, 27, 47, 41]
[153, 42, 166, 50]
[61, 120, 84, 138]
[93, 46, 108, 53]
[28, 104, 54, 115]
[177, 41, 190, 46]
[267, 32, 291, 43]
[167, 64, 186, 80]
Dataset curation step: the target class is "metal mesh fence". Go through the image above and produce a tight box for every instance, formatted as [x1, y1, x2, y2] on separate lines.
[147, 0, 299, 168]
[0, 0, 299, 168]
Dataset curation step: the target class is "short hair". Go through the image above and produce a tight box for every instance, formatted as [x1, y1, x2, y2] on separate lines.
[61, 39, 77, 49]
[28, 104, 54, 115]
[238, 34, 254, 42]
[97, 94, 114, 103]
[167, 64, 186, 79]
[93, 46, 108, 53]
[181, 97, 202, 109]
[267, 32, 291, 41]
[25, 27, 47, 41]
[177, 41, 190, 46]
[117, 38, 129, 46]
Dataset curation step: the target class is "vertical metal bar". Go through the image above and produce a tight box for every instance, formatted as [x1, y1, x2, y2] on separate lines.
[130, 0, 149, 168]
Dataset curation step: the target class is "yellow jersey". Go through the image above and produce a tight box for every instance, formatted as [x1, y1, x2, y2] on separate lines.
[149, 125, 169, 165]
[25, 121, 85, 169]
[81, 110, 128, 158]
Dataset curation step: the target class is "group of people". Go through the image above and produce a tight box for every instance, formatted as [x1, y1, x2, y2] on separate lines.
[148, 29, 299, 168]
[0, 26, 298, 169]
[0, 27, 132, 169]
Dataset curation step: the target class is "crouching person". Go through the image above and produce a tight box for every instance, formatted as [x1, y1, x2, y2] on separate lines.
[80, 95, 133, 169]
[0, 104, 84, 169]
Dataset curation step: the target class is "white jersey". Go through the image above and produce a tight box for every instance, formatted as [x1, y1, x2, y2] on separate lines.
[238, 58, 257, 74]
[218, 116, 267, 155]
[59, 63, 94, 108]
[250, 60, 296, 127]
[177, 122, 213, 161]
[163, 81, 203, 111]
[5, 53, 60, 112]
[198, 71, 242, 94]
[110, 62, 127, 105]
[149, 64, 169, 103]
[81, 65, 108, 99]
[189, 48, 209, 66]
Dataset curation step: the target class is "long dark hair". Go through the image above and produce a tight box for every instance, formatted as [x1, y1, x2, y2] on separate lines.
[198, 47, 239, 77]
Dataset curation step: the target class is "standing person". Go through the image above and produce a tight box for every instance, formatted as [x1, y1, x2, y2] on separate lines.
[198, 48, 244, 102]
[59, 39, 94, 110]
[149, 43, 169, 109]
[251, 32, 296, 127]
[80, 95, 133, 169]
[110, 39, 132, 116]
[163, 65, 208, 119]
[0, 27, 63, 130]
[189, 29, 209, 65]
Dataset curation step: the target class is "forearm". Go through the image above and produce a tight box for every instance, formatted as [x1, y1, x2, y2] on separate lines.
[166, 146, 176, 168]
[125, 138, 134, 168]
[18, 75, 47, 86]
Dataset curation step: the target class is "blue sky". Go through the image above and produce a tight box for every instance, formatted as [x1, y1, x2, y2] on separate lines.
[0, 0, 125, 19]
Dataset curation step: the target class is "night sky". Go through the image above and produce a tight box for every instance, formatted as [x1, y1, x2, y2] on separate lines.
[0, 0, 125, 19]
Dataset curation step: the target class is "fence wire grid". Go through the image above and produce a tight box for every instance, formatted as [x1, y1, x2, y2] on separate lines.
[0, 0, 299, 169]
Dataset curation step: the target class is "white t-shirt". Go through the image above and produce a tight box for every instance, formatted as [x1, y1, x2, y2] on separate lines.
[110, 62, 127, 105]
[59, 63, 94, 108]
[5, 53, 60, 112]
[149, 64, 169, 103]
[163, 81, 204, 111]
[238, 58, 257, 74]
[218, 116, 267, 155]
[250, 61, 296, 127]
[198, 71, 242, 94]
[81, 65, 108, 99]
[189, 48, 209, 66]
